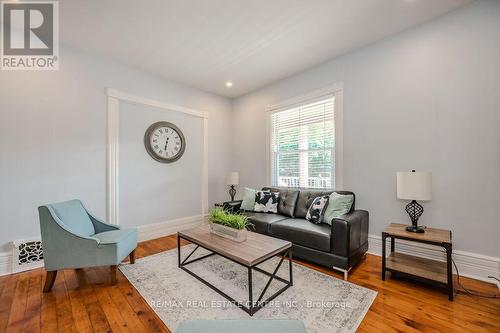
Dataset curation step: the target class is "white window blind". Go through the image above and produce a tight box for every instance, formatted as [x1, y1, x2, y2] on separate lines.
[270, 95, 335, 189]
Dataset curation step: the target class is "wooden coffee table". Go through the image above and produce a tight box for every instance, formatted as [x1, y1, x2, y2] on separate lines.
[177, 225, 293, 316]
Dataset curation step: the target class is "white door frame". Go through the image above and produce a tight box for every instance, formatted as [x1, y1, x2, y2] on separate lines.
[105, 88, 209, 225]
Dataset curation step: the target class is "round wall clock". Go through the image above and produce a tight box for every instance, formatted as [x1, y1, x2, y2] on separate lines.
[144, 121, 186, 163]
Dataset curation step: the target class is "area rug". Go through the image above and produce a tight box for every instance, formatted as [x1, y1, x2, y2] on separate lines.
[119, 245, 377, 333]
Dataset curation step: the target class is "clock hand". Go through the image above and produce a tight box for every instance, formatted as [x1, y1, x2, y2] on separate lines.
[164, 138, 169, 151]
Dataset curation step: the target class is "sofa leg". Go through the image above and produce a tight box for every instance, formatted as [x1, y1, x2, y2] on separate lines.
[110, 265, 118, 285]
[332, 266, 350, 280]
[43, 270, 57, 292]
[130, 249, 136, 264]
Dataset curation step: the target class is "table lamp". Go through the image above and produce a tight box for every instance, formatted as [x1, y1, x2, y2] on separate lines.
[397, 170, 432, 233]
[225, 172, 239, 201]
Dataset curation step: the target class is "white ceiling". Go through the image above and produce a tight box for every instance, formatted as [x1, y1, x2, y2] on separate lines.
[59, 0, 472, 98]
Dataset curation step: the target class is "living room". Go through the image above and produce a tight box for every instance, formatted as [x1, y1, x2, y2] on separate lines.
[0, 0, 499, 332]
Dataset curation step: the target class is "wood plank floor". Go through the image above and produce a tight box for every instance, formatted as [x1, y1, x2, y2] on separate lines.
[0, 234, 499, 332]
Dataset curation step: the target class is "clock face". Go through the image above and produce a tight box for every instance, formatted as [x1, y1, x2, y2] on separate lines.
[144, 122, 186, 163]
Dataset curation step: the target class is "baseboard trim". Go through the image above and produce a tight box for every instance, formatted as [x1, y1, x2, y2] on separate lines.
[367, 234, 500, 285]
[2, 227, 498, 286]
[136, 215, 205, 242]
[0, 252, 12, 277]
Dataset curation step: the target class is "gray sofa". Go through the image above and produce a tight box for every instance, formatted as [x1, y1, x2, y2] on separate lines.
[229, 187, 369, 279]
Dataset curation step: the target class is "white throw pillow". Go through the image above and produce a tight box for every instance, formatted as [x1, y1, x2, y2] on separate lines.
[254, 191, 279, 213]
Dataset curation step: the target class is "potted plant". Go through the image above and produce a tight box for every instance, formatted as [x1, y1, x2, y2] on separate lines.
[208, 208, 254, 242]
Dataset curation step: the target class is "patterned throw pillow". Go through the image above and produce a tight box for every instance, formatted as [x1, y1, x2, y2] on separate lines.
[254, 191, 279, 213]
[306, 196, 330, 224]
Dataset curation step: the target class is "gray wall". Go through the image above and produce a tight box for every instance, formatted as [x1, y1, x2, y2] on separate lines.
[1, 0, 498, 259]
[231, 0, 500, 257]
[0, 45, 233, 252]
[119, 103, 203, 226]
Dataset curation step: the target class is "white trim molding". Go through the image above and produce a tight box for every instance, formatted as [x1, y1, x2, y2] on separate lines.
[107, 95, 120, 224]
[136, 215, 206, 242]
[265, 82, 344, 190]
[367, 234, 500, 286]
[105, 88, 209, 224]
[106, 88, 208, 119]
[0, 252, 12, 276]
[266, 82, 344, 112]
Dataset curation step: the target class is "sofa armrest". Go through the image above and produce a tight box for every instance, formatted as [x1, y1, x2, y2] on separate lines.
[330, 210, 369, 258]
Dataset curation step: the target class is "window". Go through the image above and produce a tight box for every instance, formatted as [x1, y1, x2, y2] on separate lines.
[270, 94, 336, 189]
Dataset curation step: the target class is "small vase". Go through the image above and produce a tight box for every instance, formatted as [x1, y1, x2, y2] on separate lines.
[210, 223, 247, 242]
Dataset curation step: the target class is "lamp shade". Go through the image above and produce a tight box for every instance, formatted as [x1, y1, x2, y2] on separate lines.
[397, 171, 432, 201]
[225, 172, 239, 185]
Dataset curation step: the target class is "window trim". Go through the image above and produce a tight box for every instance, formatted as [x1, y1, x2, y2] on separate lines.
[265, 82, 344, 190]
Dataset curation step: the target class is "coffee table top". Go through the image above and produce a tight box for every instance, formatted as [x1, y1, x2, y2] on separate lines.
[178, 225, 291, 266]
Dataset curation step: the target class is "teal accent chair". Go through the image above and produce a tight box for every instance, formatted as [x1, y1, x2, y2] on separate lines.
[38, 199, 137, 292]
[175, 320, 307, 333]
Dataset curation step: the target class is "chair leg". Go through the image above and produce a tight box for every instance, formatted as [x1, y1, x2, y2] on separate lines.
[130, 249, 136, 264]
[43, 271, 57, 292]
[110, 265, 118, 285]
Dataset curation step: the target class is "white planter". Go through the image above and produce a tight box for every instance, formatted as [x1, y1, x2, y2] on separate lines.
[210, 223, 247, 242]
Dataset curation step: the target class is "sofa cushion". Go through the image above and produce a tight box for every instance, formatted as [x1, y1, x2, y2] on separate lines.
[244, 212, 287, 235]
[262, 187, 299, 218]
[270, 218, 331, 252]
[93, 228, 138, 265]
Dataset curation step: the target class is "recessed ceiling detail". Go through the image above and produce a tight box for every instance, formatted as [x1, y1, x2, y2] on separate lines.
[59, 0, 472, 98]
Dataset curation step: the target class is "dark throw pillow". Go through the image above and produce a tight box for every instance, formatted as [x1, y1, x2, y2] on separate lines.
[305, 195, 330, 224]
[254, 191, 279, 213]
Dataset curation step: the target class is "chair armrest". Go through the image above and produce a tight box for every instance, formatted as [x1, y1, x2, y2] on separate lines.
[87, 211, 120, 233]
[330, 210, 369, 258]
[38, 206, 104, 271]
[39, 206, 101, 244]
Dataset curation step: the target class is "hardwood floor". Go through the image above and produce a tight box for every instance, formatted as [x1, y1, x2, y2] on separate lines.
[0, 234, 499, 332]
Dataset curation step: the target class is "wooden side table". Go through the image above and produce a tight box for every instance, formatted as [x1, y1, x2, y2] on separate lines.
[214, 200, 243, 213]
[382, 223, 453, 300]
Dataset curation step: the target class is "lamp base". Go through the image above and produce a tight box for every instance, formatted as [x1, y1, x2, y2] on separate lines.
[228, 185, 236, 202]
[406, 225, 425, 233]
[405, 200, 425, 233]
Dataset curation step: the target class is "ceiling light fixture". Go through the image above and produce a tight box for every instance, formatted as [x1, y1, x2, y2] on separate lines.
[225, 81, 233, 88]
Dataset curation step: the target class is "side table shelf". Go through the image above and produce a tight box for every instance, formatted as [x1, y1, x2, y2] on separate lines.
[386, 252, 448, 284]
